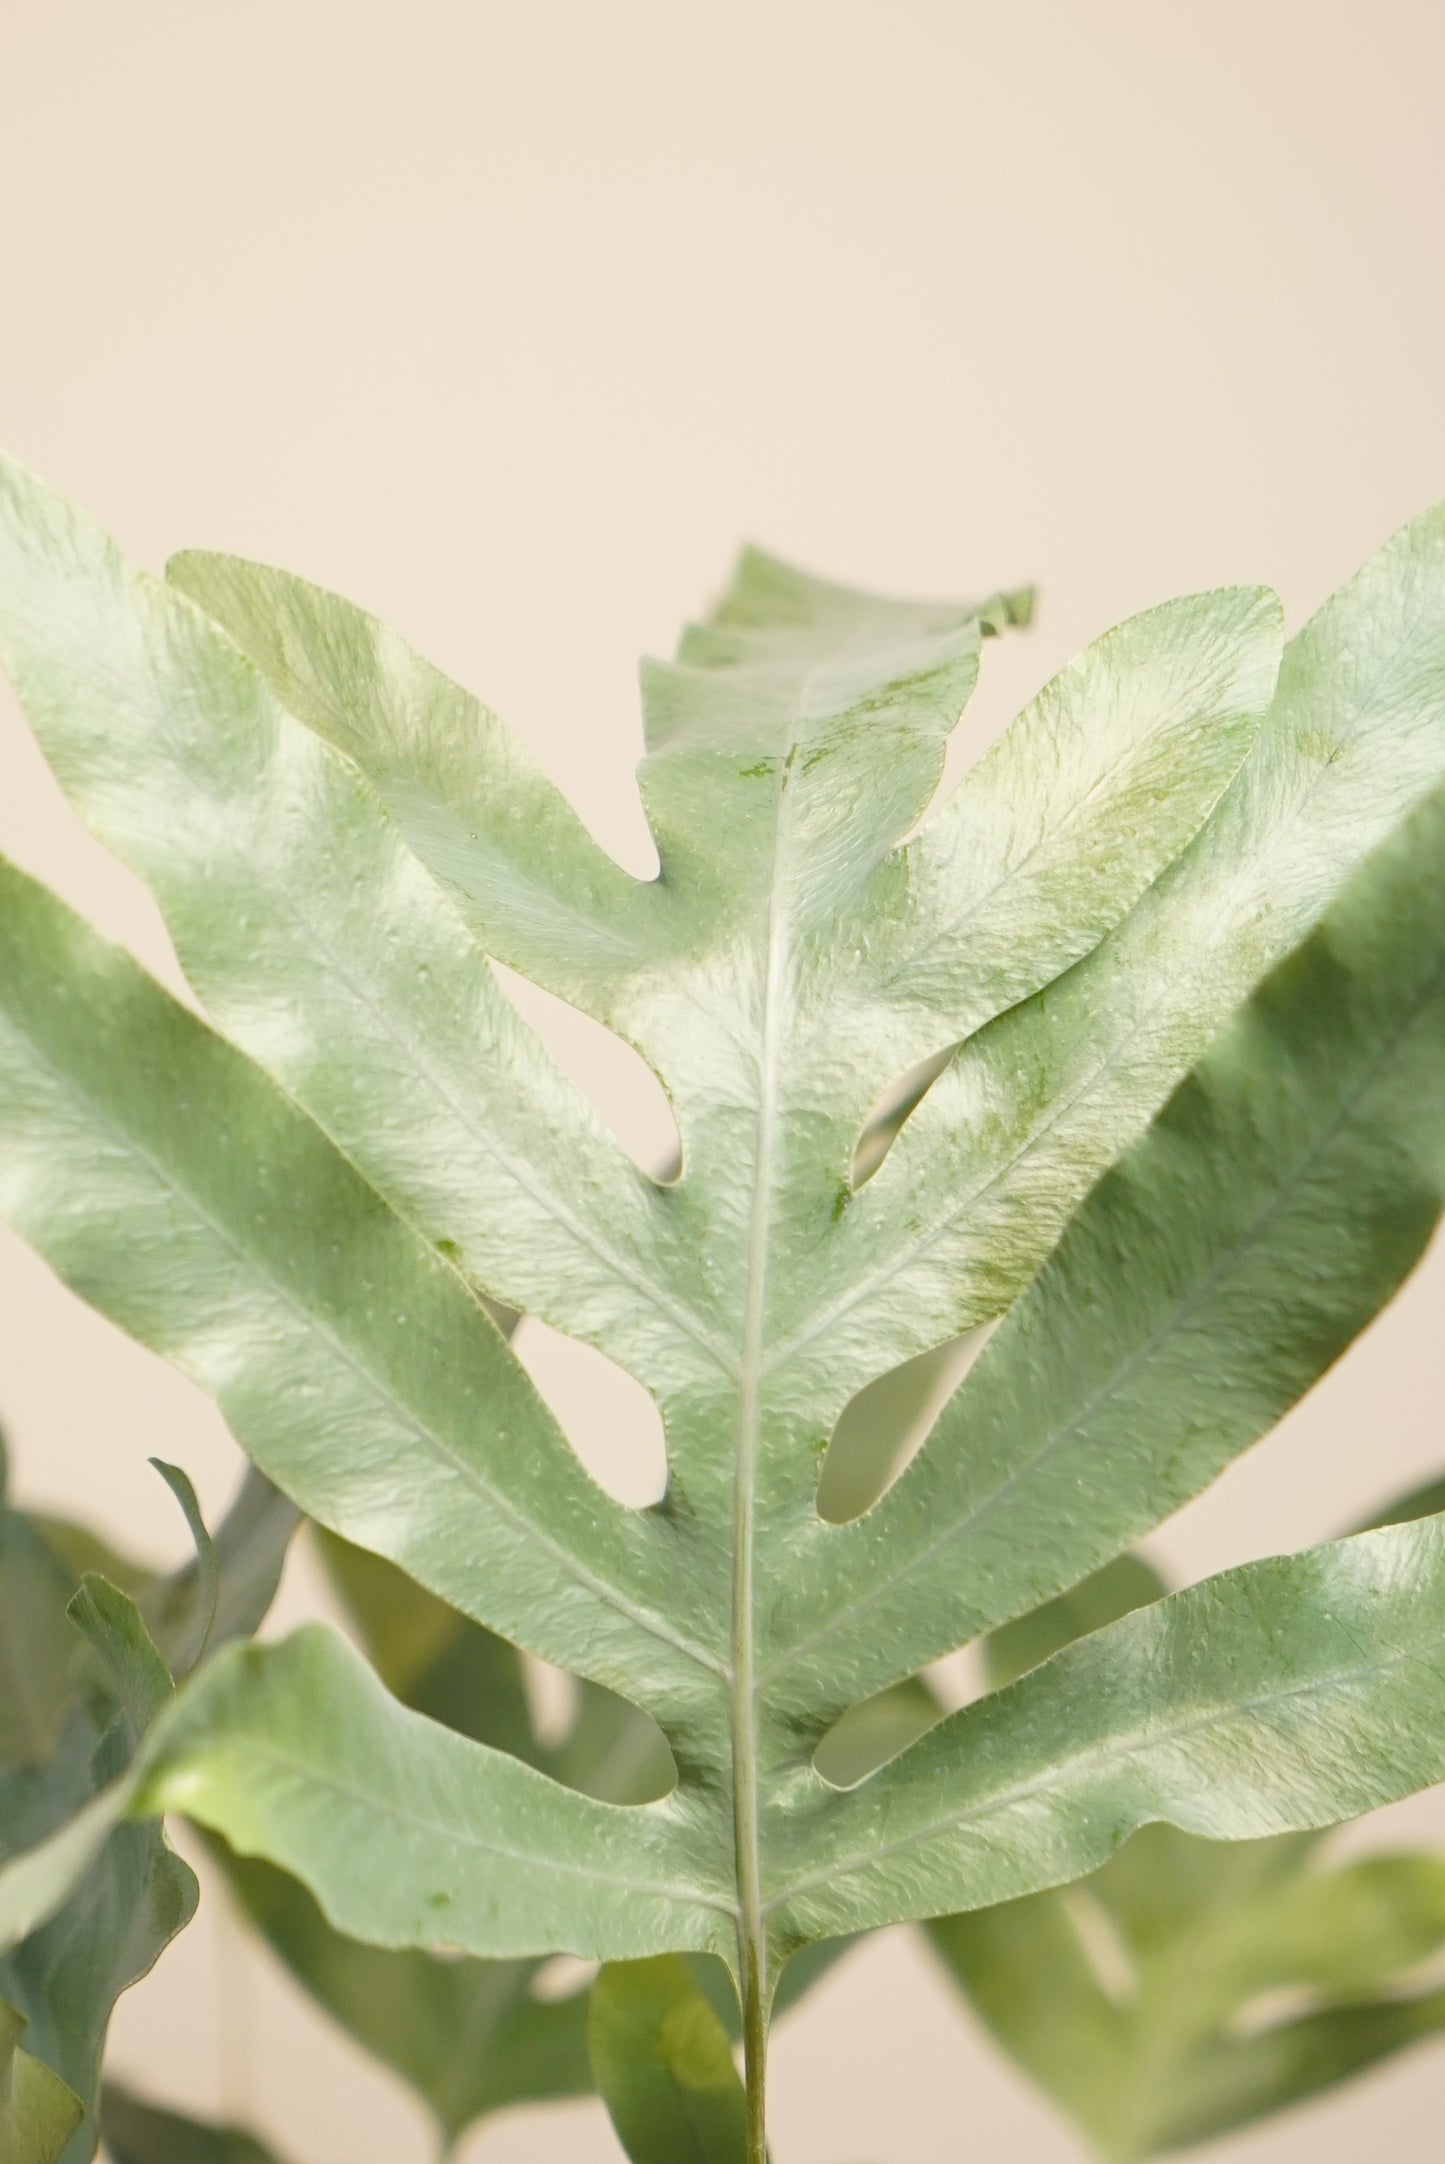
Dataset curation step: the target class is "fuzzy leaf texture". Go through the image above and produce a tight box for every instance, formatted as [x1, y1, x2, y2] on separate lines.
[3, 456, 1445, 2151]
[931, 1482, 1445, 2158]
[206, 1526, 673, 2148]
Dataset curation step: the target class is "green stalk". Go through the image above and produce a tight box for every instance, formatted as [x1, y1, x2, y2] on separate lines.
[742, 1974, 769, 2164]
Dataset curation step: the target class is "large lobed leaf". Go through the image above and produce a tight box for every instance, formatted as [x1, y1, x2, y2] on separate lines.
[3, 454, 1445, 2152]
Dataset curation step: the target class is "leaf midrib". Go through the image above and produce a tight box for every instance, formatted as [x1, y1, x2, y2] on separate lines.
[729, 740, 798, 2014]
[722, 614, 997, 2000]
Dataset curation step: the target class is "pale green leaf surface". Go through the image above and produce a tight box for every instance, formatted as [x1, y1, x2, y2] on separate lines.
[620, 571, 1275, 1406]
[589, 1956, 749, 2164]
[134, 1627, 732, 1962]
[927, 1508, 1445, 2158]
[984, 1556, 1168, 1692]
[163, 547, 661, 1013]
[795, 501, 1445, 1391]
[0, 2000, 83, 2164]
[161, 542, 1257, 1404]
[773, 1513, 1445, 1945]
[0, 854, 717, 1726]
[207, 1527, 671, 2142]
[218, 1533, 835, 2127]
[314, 1530, 540, 1766]
[0, 453, 705, 1399]
[313, 1527, 675, 1803]
[844, 589, 1282, 1050]
[0, 1623, 732, 1967]
[770, 773, 1445, 1711]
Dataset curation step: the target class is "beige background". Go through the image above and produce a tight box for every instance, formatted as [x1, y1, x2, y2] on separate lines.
[2, 1, 1445, 2156]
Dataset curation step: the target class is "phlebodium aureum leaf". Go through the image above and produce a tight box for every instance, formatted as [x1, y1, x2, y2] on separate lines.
[1, 451, 1445, 2156]
[932, 1509, 1445, 2159]
[207, 1528, 674, 2148]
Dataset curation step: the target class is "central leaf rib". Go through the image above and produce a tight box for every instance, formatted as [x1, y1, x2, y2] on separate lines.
[730, 742, 799, 2160]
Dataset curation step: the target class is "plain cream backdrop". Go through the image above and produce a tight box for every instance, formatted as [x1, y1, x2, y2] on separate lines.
[2, 2, 1444, 2157]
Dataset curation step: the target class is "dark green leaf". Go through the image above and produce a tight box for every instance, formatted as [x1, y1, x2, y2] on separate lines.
[65, 1580, 172, 1744]
[0, 1505, 78, 1774]
[0, 1999, 83, 2164]
[590, 1956, 749, 2163]
[216, 1844, 596, 2146]
[100, 2085, 289, 2164]
[144, 1463, 219, 1674]
[0, 1532, 197, 2164]
[930, 1831, 1445, 2161]
[0, 1454, 289, 2161]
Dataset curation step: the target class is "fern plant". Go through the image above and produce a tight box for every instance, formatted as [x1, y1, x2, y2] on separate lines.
[2, 454, 1445, 2161]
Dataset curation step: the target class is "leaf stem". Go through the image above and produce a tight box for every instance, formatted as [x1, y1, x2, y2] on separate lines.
[730, 749, 797, 2164]
[743, 1962, 769, 2164]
